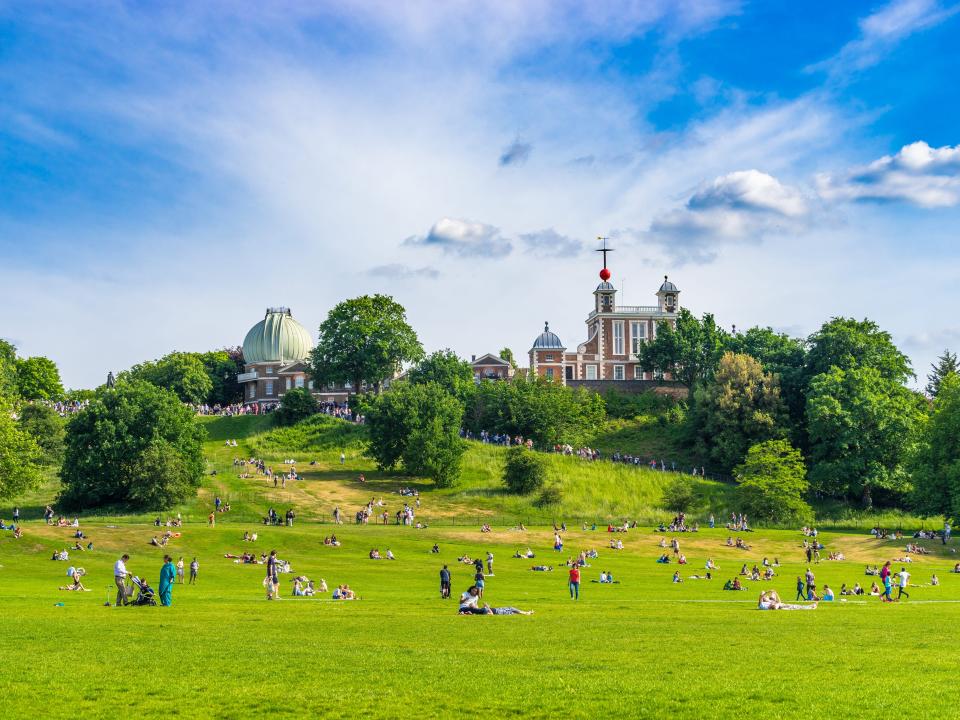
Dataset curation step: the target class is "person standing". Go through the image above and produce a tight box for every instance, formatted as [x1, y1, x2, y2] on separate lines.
[12, 507, 19, 524]
[897, 567, 910, 600]
[189, 557, 199, 584]
[439, 565, 451, 599]
[176, 557, 185, 584]
[114, 554, 131, 606]
[804, 568, 816, 600]
[486, 551, 494, 575]
[340, 451, 345, 465]
[709, 514, 715, 529]
[266, 550, 279, 600]
[569, 564, 581, 600]
[945, 521, 952, 545]
[158, 555, 175, 607]
[880, 561, 893, 602]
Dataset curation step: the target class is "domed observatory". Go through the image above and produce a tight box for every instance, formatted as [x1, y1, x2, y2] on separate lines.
[238, 307, 313, 405]
[528, 322, 566, 382]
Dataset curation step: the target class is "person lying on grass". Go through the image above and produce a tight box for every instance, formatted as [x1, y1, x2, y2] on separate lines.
[687, 573, 712, 580]
[512, 549, 535, 559]
[758, 590, 817, 610]
[530, 565, 553, 572]
[480, 603, 534, 615]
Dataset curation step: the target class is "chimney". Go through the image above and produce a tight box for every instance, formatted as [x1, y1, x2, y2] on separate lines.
[471, 354, 476, 362]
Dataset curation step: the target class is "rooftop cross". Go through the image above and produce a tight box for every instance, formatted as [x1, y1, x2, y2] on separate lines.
[596, 236, 614, 281]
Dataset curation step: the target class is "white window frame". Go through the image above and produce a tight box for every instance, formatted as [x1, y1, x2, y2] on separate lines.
[285, 378, 292, 390]
[307, 380, 314, 390]
[634, 366, 643, 380]
[585, 365, 598, 380]
[614, 365, 625, 381]
[631, 321, 646, 354]
[613, 321, 624, 355]
[248, 384, 255, 399]
[545, 368, 554, 379]
[544, 354, 554, 362]
[266, 380, 274, 395]
[295, 376, 304, 389]
[266, 366, 274, 375]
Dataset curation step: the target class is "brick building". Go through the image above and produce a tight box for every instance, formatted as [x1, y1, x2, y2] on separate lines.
[528, 264, 680, 384]
[470, 353, 515, 381]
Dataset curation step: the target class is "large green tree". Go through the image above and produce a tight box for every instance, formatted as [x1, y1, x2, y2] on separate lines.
[726, 327, 807, 428]
[910, 373, 960, 523]
[734, 439, 811, 523]
[59, 380, 206, 510]
[198, 348, 245, 405]
[365, 381, 465, 488]
[805, 317, 913, 384]
[407, 349, 475, 401]
[463, 375, 606, 449]
[17, 403, 66, 464]
[15, 356, 64, 400]
[640, 308, 728, 387]
[926, 349, 958, 399]
[0, 396, 43, 500]
[0, 340, 18, 398]
[691, 352, 789, 473]
[124, 352, 213, 405]
[806, 366, 924, 507]
[309, 294, 423, 394]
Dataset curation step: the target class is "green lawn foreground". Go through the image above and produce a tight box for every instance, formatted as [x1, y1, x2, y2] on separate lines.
[1, 518, 959, 719]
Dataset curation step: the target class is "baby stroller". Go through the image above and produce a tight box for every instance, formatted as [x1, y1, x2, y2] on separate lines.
[129, 576, 157, 606]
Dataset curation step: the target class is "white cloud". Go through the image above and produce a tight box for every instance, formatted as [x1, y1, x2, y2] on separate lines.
[816, 141, 960, 207]
[403, 218, 513, 258]
[808, 0, 960, 78]
[644, 170, 811, 263]
[368, 264, 440, 279]
[519, 228, 583, 257]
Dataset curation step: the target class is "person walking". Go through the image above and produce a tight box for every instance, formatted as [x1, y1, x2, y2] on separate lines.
[266, 550, 279, 600]
[795, 575, 805, 602]
[568, 564, 581, 601]
[897, 567, 910, 600]
[114, 554, 131, 606]
[176, 557, 185, 584]
[189, 557, 199, 584]
[158, 555, 175, 607]
[880, 561, 894, 602]
[440, 565, 451, 599]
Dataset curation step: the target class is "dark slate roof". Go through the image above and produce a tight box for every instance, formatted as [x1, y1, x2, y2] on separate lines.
[531, 322, 565, 349]
[659, 275, 679, 293]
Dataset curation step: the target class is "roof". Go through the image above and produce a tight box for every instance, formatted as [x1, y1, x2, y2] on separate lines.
[472, 353, 510, 366]
[659, 275, 679, 293]
[595, 281, 616, 292]
[242, 308, 313, 364]
[531, 322, 565, 350]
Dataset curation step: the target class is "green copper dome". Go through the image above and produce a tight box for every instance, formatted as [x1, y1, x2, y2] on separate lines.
[242, 307, 312, 364]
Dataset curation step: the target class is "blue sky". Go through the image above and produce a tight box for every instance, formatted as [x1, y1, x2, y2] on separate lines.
[2, 0, 960, 389]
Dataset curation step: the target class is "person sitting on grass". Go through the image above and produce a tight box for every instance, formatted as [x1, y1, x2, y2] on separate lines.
[59, 570, 90, 591]
[431, 544, 440, 554]
[758, 590, 817, 610]
[932, 574, 940, 586]
[369, 549, 382, 560]
[723, 578, 745, 591]
[672, 571, 682, 583]
[726, 537, 734, 547]
[481, 603, 534, 615]
[822, 585, 835, 601]
[386, 549, 396, 560]
[705, 558, 718, 571]
[677, 553, 687, 565]
[656, 553, 670, 564]
[763, 568, 775, 580]
[458, 586, 485, 614]
[293, 578, 306, 596]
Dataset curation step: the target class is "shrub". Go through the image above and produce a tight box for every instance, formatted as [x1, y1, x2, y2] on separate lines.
[275, 388, 319, 426]
[503, 446, 546, 495]
[661, 476, 695, 513]
[734, 439, 812, 524]
[534, 484, 563, 509]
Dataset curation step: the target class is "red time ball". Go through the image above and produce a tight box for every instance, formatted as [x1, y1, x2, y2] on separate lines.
[599, 267, 611, 281]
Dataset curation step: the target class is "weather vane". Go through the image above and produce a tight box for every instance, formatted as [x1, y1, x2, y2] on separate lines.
[596, 236, 614, 281]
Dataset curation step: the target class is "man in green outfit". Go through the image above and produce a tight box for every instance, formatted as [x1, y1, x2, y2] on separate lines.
[159, 555, 175, 606]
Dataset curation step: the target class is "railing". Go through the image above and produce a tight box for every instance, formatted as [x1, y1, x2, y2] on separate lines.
[587, 306, 667, 319]
[237, 371, 258, 383]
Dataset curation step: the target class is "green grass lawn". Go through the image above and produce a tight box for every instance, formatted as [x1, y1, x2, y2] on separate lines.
[2, 414, 956, 718]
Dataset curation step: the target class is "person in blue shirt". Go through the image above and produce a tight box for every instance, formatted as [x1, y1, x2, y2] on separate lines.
[158, 555, 175, 606]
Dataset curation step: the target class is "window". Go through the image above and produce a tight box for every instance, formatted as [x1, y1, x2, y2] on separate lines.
[546, 368, 554, 379]
[248, 385, 255, 399]
[634, 366, 643, 380]
[307, 380, 314, 390]
[631, 322, 646, 354]
[295, 376, 304, 389]
[344, 381, 352, 389]
[266, 381, 274, 395]
[586, 365, 597, 380]
[614, 365, 624, 380]
[544, 354, 554, 362]
[266, 366, 273, 375]
[613, 321, 624, 355]
[285, 378, 291, 390]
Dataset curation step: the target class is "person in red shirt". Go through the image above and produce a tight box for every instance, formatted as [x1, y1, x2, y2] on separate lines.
[569, 565, 581, 600]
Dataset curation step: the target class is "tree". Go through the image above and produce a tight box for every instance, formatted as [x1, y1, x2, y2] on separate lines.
[0, 340, 17, 398]
[17, 403, 66, 464]
[734, 440, 811, 523]
[805, 317, 913, 384]
[499, 347, 518, 370]
[0, 396, 43, 500]
[691, 352, 788, 473]
[275, 387, 319, 426]
[124, 352, 213, 405]
[806, 366, 924, 507]
[365, 382, 466, 488]
[661, 476, 695, 513]
[407, 349, 475, 401]
[463, 375, 606, 449]
[910, 372, 960, 522]
[15, 356, 64, 400]
[198, 348, 245, 406]
[309, 294, 423, 395]
[640, 308, 728, 387]
[726, 327, 807, 428]
[926, 349, 958, 398]
[59, 380, 206, 511]
[503, 446, 547, 494]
